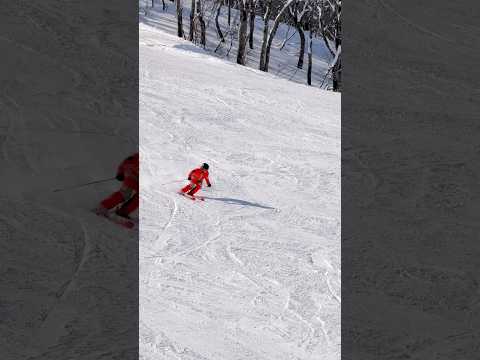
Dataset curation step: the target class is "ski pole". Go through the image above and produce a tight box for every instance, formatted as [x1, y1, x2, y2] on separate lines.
[53, 177, 116, 193]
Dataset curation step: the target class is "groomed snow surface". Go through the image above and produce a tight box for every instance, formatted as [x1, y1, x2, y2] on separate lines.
[140, 23, 340, 360]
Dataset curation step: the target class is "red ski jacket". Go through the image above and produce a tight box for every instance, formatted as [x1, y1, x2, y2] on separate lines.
[117, 153, 139, 190]
[188, 168, 211, 187]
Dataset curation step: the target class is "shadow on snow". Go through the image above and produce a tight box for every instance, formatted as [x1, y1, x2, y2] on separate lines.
[202, 196, 275, 210]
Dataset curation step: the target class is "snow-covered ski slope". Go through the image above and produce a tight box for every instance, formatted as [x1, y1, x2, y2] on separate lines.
[140, 23, 340, 360]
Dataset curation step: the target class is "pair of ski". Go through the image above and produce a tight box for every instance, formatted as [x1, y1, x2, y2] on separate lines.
[93, 209, 137, 229]
[94, 191, 203, 230]
[178, 191, 204, 201]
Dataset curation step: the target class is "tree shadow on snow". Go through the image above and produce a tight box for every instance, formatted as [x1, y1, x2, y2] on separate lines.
[173, 43, 208, 55]
[202, 196, 275, 210]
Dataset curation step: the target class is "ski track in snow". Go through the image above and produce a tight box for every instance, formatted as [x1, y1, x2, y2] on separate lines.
[140, 24, 340, 360]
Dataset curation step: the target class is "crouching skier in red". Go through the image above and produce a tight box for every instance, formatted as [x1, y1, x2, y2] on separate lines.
[96, 153, 139, 219]
[180, 163, 211, 197]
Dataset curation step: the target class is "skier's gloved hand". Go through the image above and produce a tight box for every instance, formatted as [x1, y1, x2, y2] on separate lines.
[188, 176, 191, 180]
[116, 173, 125, 181]
[207, 184, 212, 187]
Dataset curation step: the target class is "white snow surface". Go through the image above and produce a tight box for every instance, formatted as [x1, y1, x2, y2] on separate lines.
[140, 24, 340, 360]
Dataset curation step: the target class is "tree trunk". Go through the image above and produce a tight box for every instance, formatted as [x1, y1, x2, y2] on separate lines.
[332, 43, 341, 91]
[307, 31, 313, 85]
[237, 1, 249, 65]
[215, 4, 225, 42]
[296, 26, 305, 69]
[261, 0, 292, 72]
[319, 15, 335, 57]
[332, 58, 340, 91]
[196, 0, 206, 47]
[228, 0, 231, 26]
[259, 0, 271, 70]
[248, 0, 256, 49]
[292, 1, 305, 69]
[199, 17, 206, 47]
[189, 0, 196, 41]
[176, 0, 184, 38]
[332, 18, 341, 91]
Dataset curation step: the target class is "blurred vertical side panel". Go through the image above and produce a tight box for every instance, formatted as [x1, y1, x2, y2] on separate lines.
[0, 1, 139, 359]
[342, 0, 480, 359]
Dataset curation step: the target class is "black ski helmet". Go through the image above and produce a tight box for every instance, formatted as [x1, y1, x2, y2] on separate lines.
[202, 163, 209, 170]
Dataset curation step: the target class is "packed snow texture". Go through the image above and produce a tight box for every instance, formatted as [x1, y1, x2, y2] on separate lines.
[139, 0, 333, 89]
[140, 23, 340, 360]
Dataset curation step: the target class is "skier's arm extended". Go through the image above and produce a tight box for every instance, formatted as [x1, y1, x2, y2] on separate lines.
[205, 172, 211, 187]
[187, 170, 194, 181]
[116, 162, 125, 181]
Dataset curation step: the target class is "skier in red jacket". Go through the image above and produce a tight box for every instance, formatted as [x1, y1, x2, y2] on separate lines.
[180, 163, 211, 196]
[96, 152, 139, 218]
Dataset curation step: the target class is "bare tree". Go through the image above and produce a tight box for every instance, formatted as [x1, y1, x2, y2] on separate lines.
[215, 2, 226, 42]
[290, 0, 310, 69]
[307, 29, 313, 85]
[248, 0, 257, 49]
[164, 0, 340, 90]
[237, 0, 249, 64]
[197, 0, 207, 47]
[318, 0, 341, 91]
[176, 0, 184, 38]
[189, 0, 196, 40]
[331, 2, 341, 91]
[296, 28, 305, 69]
[259, 0, 272, 71]
[260, 0, 295, 72]
[228, 0, 232, 26]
